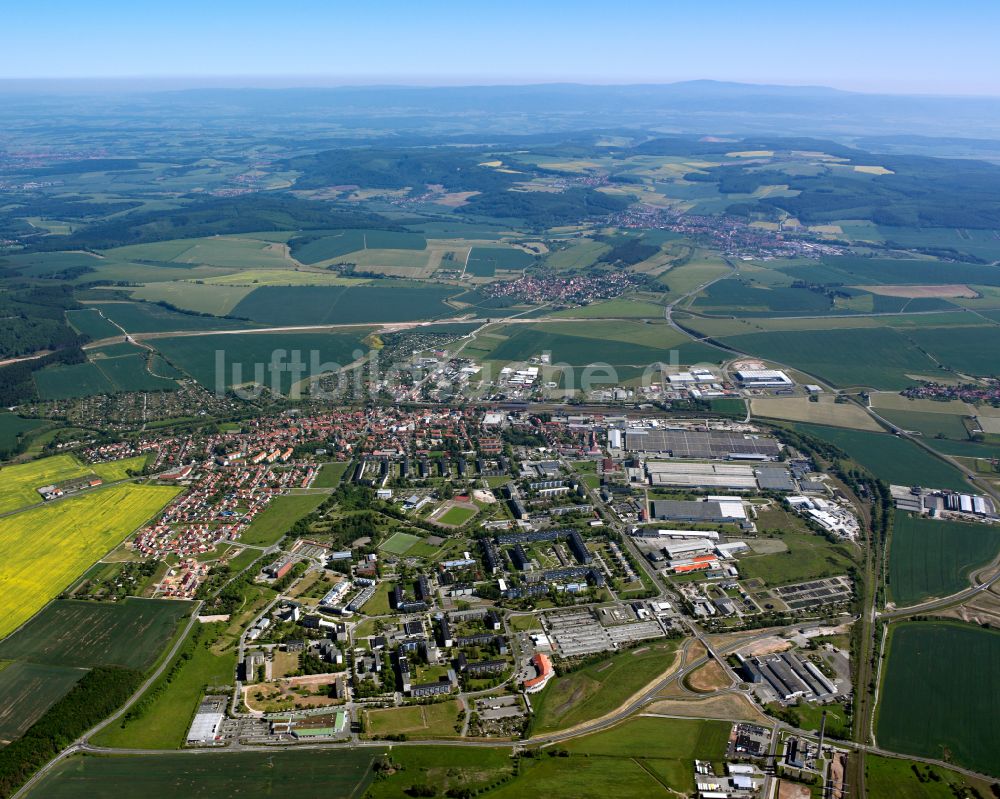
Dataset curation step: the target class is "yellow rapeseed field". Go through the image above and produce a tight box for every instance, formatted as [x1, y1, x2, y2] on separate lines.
[0, 483, 180, 638]
[0, 454, 94, 514]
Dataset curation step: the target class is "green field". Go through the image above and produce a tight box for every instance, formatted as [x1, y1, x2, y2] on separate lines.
[361, 581, 395, 615]
[908, 326, 1000, 377]
[877, 408, 972, 440]
[551, 296, 667, 319]
[694, 278, 834, 315]
[290, 229, 427, 264]
[380, 531, 422, 555]
[28, 749, 378, 798]
[543, 239, 611, 271]
[230, 284, 459, 326]
[465, 246, 535, 276]
[0, 454, 96, 514]
[152, 330, 370, 394]
[93, 622, 235, 749]
[888, 514, 1000, 606]
[34, 360, 115, 400]
[66, 308, 121, 339]
[0, 661, 85, 744]
[0, 598, 193, 670]
[491, 755, 670, 798]
[488, 321, 722, 371]
[531, 640, 680, 733]
[720, 327, 937, 389]
[877, 622, 999, 777]
[0, 483, 180, 639]
[239, 494, 326, 547]
[437, 505, 477, 526]
[91, 351, 179, 394]
[88, 301, 254, 333]
[311, 461, 350, 488]
[792, 424, 970, 491]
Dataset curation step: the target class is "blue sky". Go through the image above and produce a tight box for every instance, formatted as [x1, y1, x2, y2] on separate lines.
[2, 0, 997, 95]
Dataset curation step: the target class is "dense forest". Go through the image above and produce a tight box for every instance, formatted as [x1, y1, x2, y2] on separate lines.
[0, 284, 85, 359]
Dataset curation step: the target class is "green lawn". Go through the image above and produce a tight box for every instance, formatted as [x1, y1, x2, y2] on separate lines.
[239, 494, 326, 547]
[531, 641, 680, 733]
[361, 581, 395, 616]
[312, 461, 350, 487]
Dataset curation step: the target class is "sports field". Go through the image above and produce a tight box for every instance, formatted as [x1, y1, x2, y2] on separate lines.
[877, 622, 999, 777]
[239, 494, 326, 547]
[27, 749, 378, 798]
[365, 699, 462, 738]
[434, 504, 478, 526]
[0, 483, 180, 638]
[0, 454, 96, 514]
[888, 514, 1000, 606]
[0, 598, 193, 670]
[379, 531, 421, 555]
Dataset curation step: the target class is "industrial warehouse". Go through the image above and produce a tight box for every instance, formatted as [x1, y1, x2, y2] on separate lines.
[645, 461, 795, 492]
[623, 428, 782, 459]
[736, 651, 840, 705]
[651, 497, 749, 524]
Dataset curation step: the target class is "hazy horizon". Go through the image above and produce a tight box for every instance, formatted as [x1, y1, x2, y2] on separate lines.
[3, 0, 998, 96]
